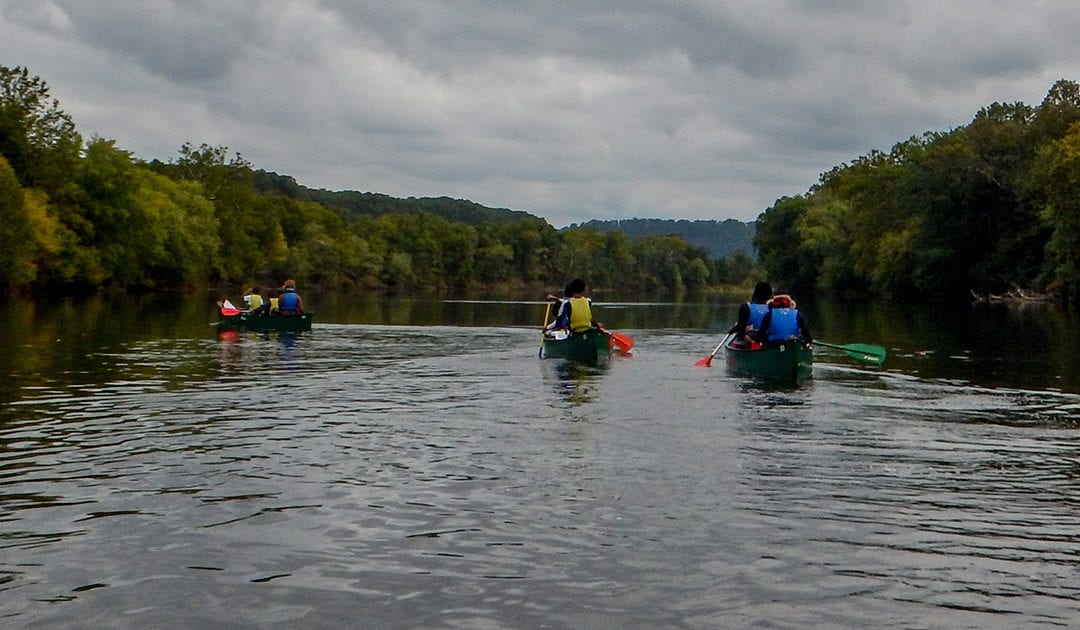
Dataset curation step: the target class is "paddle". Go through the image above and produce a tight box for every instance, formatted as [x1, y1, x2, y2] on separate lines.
[814, 341, 887, 365]
[694, 331, 734, 367]
[539, 301, 552, 358]
[218, 298, 243, 316]
[599, 326, 634, 352]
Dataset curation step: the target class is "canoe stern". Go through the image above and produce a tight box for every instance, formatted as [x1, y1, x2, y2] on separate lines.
[217, 312, 314, 333]
[541, 328, 612, 364]
[724, 338, 812, 382]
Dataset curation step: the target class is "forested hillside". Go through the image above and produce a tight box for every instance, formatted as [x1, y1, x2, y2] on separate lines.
[251, 170, 540, 225]
[755, 78, 1080, 303]
[0, 65, 759, 296]
[566, 218, 755, 259]
[20, 62, 1079, 303]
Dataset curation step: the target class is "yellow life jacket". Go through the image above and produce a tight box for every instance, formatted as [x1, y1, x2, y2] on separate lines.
[247, 294, 263, 310]
[568, 297, 593, 332]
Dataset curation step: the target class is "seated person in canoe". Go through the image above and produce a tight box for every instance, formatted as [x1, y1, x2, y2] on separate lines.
[543, 278, 595, 338]
[242, 286, 265, 314]
[278, 279, 304, 316]
[544, 283, 573, 337]
[728, 281, 773, 347]
[754, 293, 812, 346]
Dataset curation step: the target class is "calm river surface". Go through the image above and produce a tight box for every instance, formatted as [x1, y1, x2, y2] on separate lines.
[2, 293, 1080, 628]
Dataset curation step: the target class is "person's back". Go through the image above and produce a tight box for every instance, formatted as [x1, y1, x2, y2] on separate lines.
[267, 288, 281, 314]
[747, 302, 769, 329]
[279, 279, 303, 316]
[730, 281, 772, 345]
[758, 294, 811, 344]
[545, 283, 573, 333]
[564, 278, 593, 333]
[247, 288, 264, 312]
[567, 296, 593, 333]
[764, 306, 798, 343]
[279, 289, 299, 312]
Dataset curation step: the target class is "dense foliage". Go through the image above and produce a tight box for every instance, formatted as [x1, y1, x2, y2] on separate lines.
[755, 79, 1080, 303]
[565, 218, 756, 259]
[250, 172, 539, 226]
[0, 66, 755, 295]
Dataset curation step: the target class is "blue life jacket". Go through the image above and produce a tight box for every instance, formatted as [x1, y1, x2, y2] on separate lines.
[279, 289, 300, 311]
[766, 308, 800, 343]
[747, 303, 770, 330]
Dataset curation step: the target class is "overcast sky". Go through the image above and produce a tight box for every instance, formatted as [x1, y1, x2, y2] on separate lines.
[3, 1, 1080, 227]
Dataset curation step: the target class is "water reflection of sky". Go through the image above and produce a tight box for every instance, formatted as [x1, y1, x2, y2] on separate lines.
[3, 318, 1080, 626]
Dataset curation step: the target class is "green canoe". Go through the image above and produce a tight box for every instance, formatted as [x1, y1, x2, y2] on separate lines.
[540, 328, 611, 364]
[724, 338, 812, 383]
[217, 311, 314, 333]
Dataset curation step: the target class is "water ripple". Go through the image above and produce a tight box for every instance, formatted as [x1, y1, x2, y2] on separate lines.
[2, 327, 1080, 627]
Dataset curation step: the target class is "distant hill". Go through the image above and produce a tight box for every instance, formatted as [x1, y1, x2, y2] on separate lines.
[253, 170, 541, 225]
[253, 172, 756, 255]
[565, 218, 756, 259]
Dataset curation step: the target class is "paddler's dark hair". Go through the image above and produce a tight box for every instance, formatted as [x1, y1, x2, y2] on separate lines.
[751, 281, 773, 304]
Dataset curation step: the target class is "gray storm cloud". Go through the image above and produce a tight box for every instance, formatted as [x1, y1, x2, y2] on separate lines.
[1, 0, 1077, 226]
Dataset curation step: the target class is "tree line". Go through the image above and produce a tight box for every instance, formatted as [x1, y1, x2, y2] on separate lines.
[0, 65, 757, 296]
[565, 218, 756, 259]
[755, 79, 1080, 304]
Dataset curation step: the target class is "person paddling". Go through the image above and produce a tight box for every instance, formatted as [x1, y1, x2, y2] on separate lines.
[728, 281, 772, 347]
[563, 278, 595, 334]
[755, 293, 812, 346]
[544, 282, 573, 335]
[243, 286, 264, 314]
[278, 279, 304, 316]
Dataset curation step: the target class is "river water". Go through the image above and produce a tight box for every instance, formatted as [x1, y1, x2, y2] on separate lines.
[2, 294, 1079, 628]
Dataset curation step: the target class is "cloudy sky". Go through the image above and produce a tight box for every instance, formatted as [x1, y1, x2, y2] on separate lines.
[2, 1, 1079, 227]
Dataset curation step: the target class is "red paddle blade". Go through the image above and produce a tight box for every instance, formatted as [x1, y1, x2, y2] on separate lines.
[693, 355, 713, 367]
[220, 307, 242, 316]
[610, 331, 634, 351]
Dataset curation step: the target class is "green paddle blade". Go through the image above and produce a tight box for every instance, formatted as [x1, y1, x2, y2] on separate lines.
[814, 341, 887, 365]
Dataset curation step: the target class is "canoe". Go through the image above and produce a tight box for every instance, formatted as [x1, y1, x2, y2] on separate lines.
[216, 311, 314, 333]
[724, 338, 812, 383]
[541, 328, 611, 364]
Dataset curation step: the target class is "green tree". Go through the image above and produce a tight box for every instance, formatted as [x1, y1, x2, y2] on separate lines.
[717, 250, 759, 285]
[630, 235, 689, 293]
[286, 199, 378, 287]
[796, 197, 860, 294]
[1035, 121, 1080, 300]
[683, 257, 711, 289]
[600, 231, 634, 287]
[1032, 79, 1080, 143]
[382, 251, 414, 287]
[0, 155, 36, 286]
[22, 187, 65, 279]
[754, 196, 816, 293]
[171, 143, 267, 282]
[129, 169, 218, 287]
[503, 218, 558, 284]
[475, 232, 514, 283]
[0, 65, 81, 190]
[440, 222, 479, 289]
[555, 228, 605, 287]
[73, 137, 140, 285]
